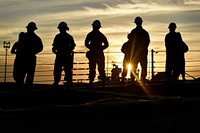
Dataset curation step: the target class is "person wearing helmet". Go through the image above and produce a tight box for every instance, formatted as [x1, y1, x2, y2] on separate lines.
[52, 21, 76, 88]
[121, 33, 132, 83]
[85, 20, 109, 88]
[11, 22, 43, 88]
[128, 16, 150, 83]
[165, 22, 189, 82]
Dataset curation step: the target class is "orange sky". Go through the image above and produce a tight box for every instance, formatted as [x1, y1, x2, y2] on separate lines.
[0, 0, 200, 52]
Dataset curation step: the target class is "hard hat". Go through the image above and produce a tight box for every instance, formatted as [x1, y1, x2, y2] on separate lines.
[57, 21, 69, 30]
[92, 20, 101, 28]
[127, 33, 131, 40]
[26, 22, 38, 30]
[134, 16, 143, 23]
[168, 22, 177, 29]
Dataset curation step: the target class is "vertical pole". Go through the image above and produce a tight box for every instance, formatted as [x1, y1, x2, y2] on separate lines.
[4, 48, 8, 83]
[107, 49, 109, 77]
[151, 49, 154, 80]
[3, 41, 10, 83]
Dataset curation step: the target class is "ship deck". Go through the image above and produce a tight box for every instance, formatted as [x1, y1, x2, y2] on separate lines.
[0, 80, 200, 132]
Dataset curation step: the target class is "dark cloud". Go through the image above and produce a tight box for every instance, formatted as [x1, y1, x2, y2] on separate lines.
[0, 0, 197, 22]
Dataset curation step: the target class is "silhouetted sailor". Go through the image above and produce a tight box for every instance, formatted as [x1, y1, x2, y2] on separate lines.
[129, 16, 150, 82]
[85, 20, 109, 88]
[11, 22, 43, 87]
[121, 33, 132, 82]
[11, 32, 25, 86]
[165, 22, 189, 82]
[52, 21, 76, 88]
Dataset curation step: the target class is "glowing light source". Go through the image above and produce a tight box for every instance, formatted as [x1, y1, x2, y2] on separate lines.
[127, 63, 132, 70]
[127, 63, 132, 78]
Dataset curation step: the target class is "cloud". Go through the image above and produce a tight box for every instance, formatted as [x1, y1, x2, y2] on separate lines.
[0, 0, 199, 52]
[0, 0, 197, 23]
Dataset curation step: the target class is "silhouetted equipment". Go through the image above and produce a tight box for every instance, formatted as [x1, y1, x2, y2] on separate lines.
[111, 64, 121, 81]
[3, 41, 10, 83]
[182, 42, 189, 53]
[3, 41, 10, 49]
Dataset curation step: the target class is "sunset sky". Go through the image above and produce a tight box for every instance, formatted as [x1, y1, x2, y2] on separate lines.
[0, 0, 200, 52]
[0, 0, 200, 82]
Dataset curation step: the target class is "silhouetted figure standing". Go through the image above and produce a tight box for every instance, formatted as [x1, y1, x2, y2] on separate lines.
[129, 16, 150, 82]
[52, 22, 76, 87]
[85, 20, 109, 87]
[11, 22, 43, 87]
[179, 40, 189, 80]
[121, 33, 132, 82]
[11, 32, 25, 85]
[165, 22, 189, 82]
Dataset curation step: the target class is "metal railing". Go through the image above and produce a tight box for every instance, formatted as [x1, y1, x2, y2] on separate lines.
[0, 49, 200, 84]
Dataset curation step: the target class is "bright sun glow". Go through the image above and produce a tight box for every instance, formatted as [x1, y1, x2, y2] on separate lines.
[127, 64, 132, 70]
[127, 63, 132, 78]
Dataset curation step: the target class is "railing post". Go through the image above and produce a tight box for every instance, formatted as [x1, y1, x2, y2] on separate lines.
[106, 50, 109, 77]
[151, 49, 154, 80]
[3, 41, 10, 83]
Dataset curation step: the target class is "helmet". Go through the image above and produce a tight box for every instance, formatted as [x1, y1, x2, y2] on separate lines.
[134, 16, 143, 23]
[26, 22, 38, 30]
[168, 22, 177, 29]
[127, 33, 131, 40]
[57, 21, 69, 30]
[92, 20, 101, 28]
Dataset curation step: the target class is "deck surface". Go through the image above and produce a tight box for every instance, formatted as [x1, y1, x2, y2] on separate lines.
[0, 81, 200, 133]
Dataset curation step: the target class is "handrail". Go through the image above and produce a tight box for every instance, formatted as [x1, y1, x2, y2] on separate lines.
[0, 50, 200, 84]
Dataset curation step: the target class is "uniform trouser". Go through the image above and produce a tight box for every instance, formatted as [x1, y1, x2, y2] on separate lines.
[53, 55, 73, 84]
[122, 56, 129, 80]
[166, 54, 186, 81]
[166, 58, 176, 81]
[13, 57, 24, 85]
[179, 59, 185, 79]
[13, 55, 36, 85]
[88, 55, 105, 82]
[131, 55, 148, 80]
[25, 57, 36, 85]
[140, 55, 148, 79]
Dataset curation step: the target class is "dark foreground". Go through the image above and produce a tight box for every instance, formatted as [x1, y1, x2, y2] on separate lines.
[0, 80, 200, 133]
